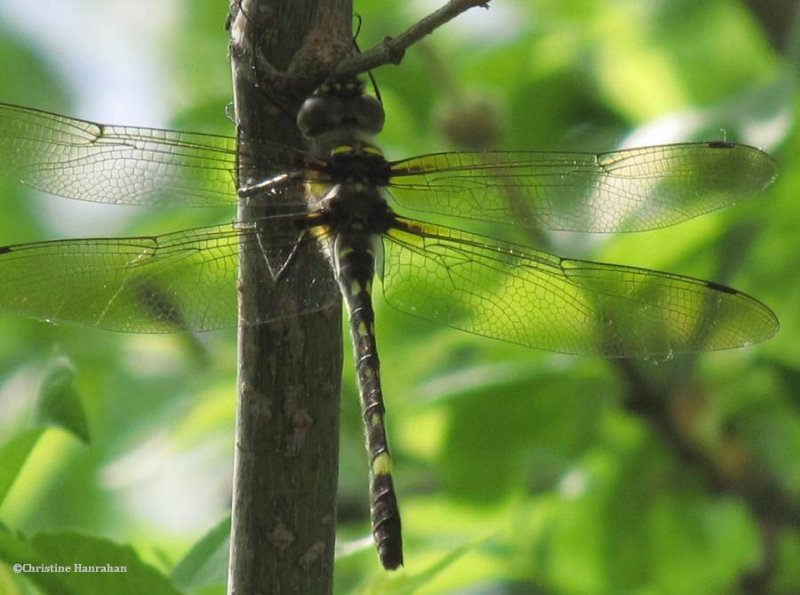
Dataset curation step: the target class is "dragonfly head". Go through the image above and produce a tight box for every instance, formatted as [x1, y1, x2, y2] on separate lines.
[297, 77, 385, 149]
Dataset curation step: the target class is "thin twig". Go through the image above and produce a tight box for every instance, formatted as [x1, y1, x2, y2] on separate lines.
[335, 0, 490, 76]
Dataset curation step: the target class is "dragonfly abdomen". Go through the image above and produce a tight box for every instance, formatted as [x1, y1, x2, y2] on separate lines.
[333, 232, 403, 570]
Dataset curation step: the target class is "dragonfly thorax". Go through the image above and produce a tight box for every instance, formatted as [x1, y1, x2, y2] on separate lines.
[326, 143, 392, 186]
[315, 181, 394, 237]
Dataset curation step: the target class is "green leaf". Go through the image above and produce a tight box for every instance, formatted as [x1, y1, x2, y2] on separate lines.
[0, 524, 74, 595]
[35, 356, 90, 444]
[171, 516, 230, 591]
[27, 532, 184, 595]
[0, 429, 43, 507]
[0, 528, 179, 594]
[362, 541, 473, 595]
[439, 367, 608, 501]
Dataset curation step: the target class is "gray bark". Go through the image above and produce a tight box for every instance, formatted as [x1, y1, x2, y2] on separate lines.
[227, 1, 353, 593]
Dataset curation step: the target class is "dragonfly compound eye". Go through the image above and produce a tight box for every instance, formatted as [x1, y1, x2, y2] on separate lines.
[298, 81, 385, 138]
[297, 95, 345, 138]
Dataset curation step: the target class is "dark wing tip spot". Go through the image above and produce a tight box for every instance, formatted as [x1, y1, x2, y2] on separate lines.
[0, 246, 13, 254]
[704, 279, 738, 295]
[706, 140, 735, 149]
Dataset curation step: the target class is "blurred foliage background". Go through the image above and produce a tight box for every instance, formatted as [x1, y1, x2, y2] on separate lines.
[0, 0, 798, 593]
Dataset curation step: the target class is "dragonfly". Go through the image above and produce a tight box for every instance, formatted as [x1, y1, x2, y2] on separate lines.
[0, 77, 778, 569]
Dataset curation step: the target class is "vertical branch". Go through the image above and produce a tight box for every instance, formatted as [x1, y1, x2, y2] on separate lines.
[227, 1, 352, 593]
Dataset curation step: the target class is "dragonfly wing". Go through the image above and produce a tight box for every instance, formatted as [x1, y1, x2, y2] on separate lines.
[381, 218, 778, 356]
[0, 103, 313, 207]
[0, 217, 337, 332]
[387, 143, 777, 233]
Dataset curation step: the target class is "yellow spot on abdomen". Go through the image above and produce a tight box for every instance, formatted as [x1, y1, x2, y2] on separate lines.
[350, 279, 363, 296]
[372, 452, 392, 476]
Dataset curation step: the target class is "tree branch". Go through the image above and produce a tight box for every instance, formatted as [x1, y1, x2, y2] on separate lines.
[227, 1, 351, 593]
[335, 0, 490, 76]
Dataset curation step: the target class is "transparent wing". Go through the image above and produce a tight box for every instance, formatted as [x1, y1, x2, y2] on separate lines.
[0, 216, 337, 332]
[381, 217, 778, 356]
[0, 102, 313, 207]
[387, 143, 777, 233]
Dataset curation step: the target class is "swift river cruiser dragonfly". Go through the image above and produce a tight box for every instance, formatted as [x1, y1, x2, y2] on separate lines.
[0, 77, 778, 569]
